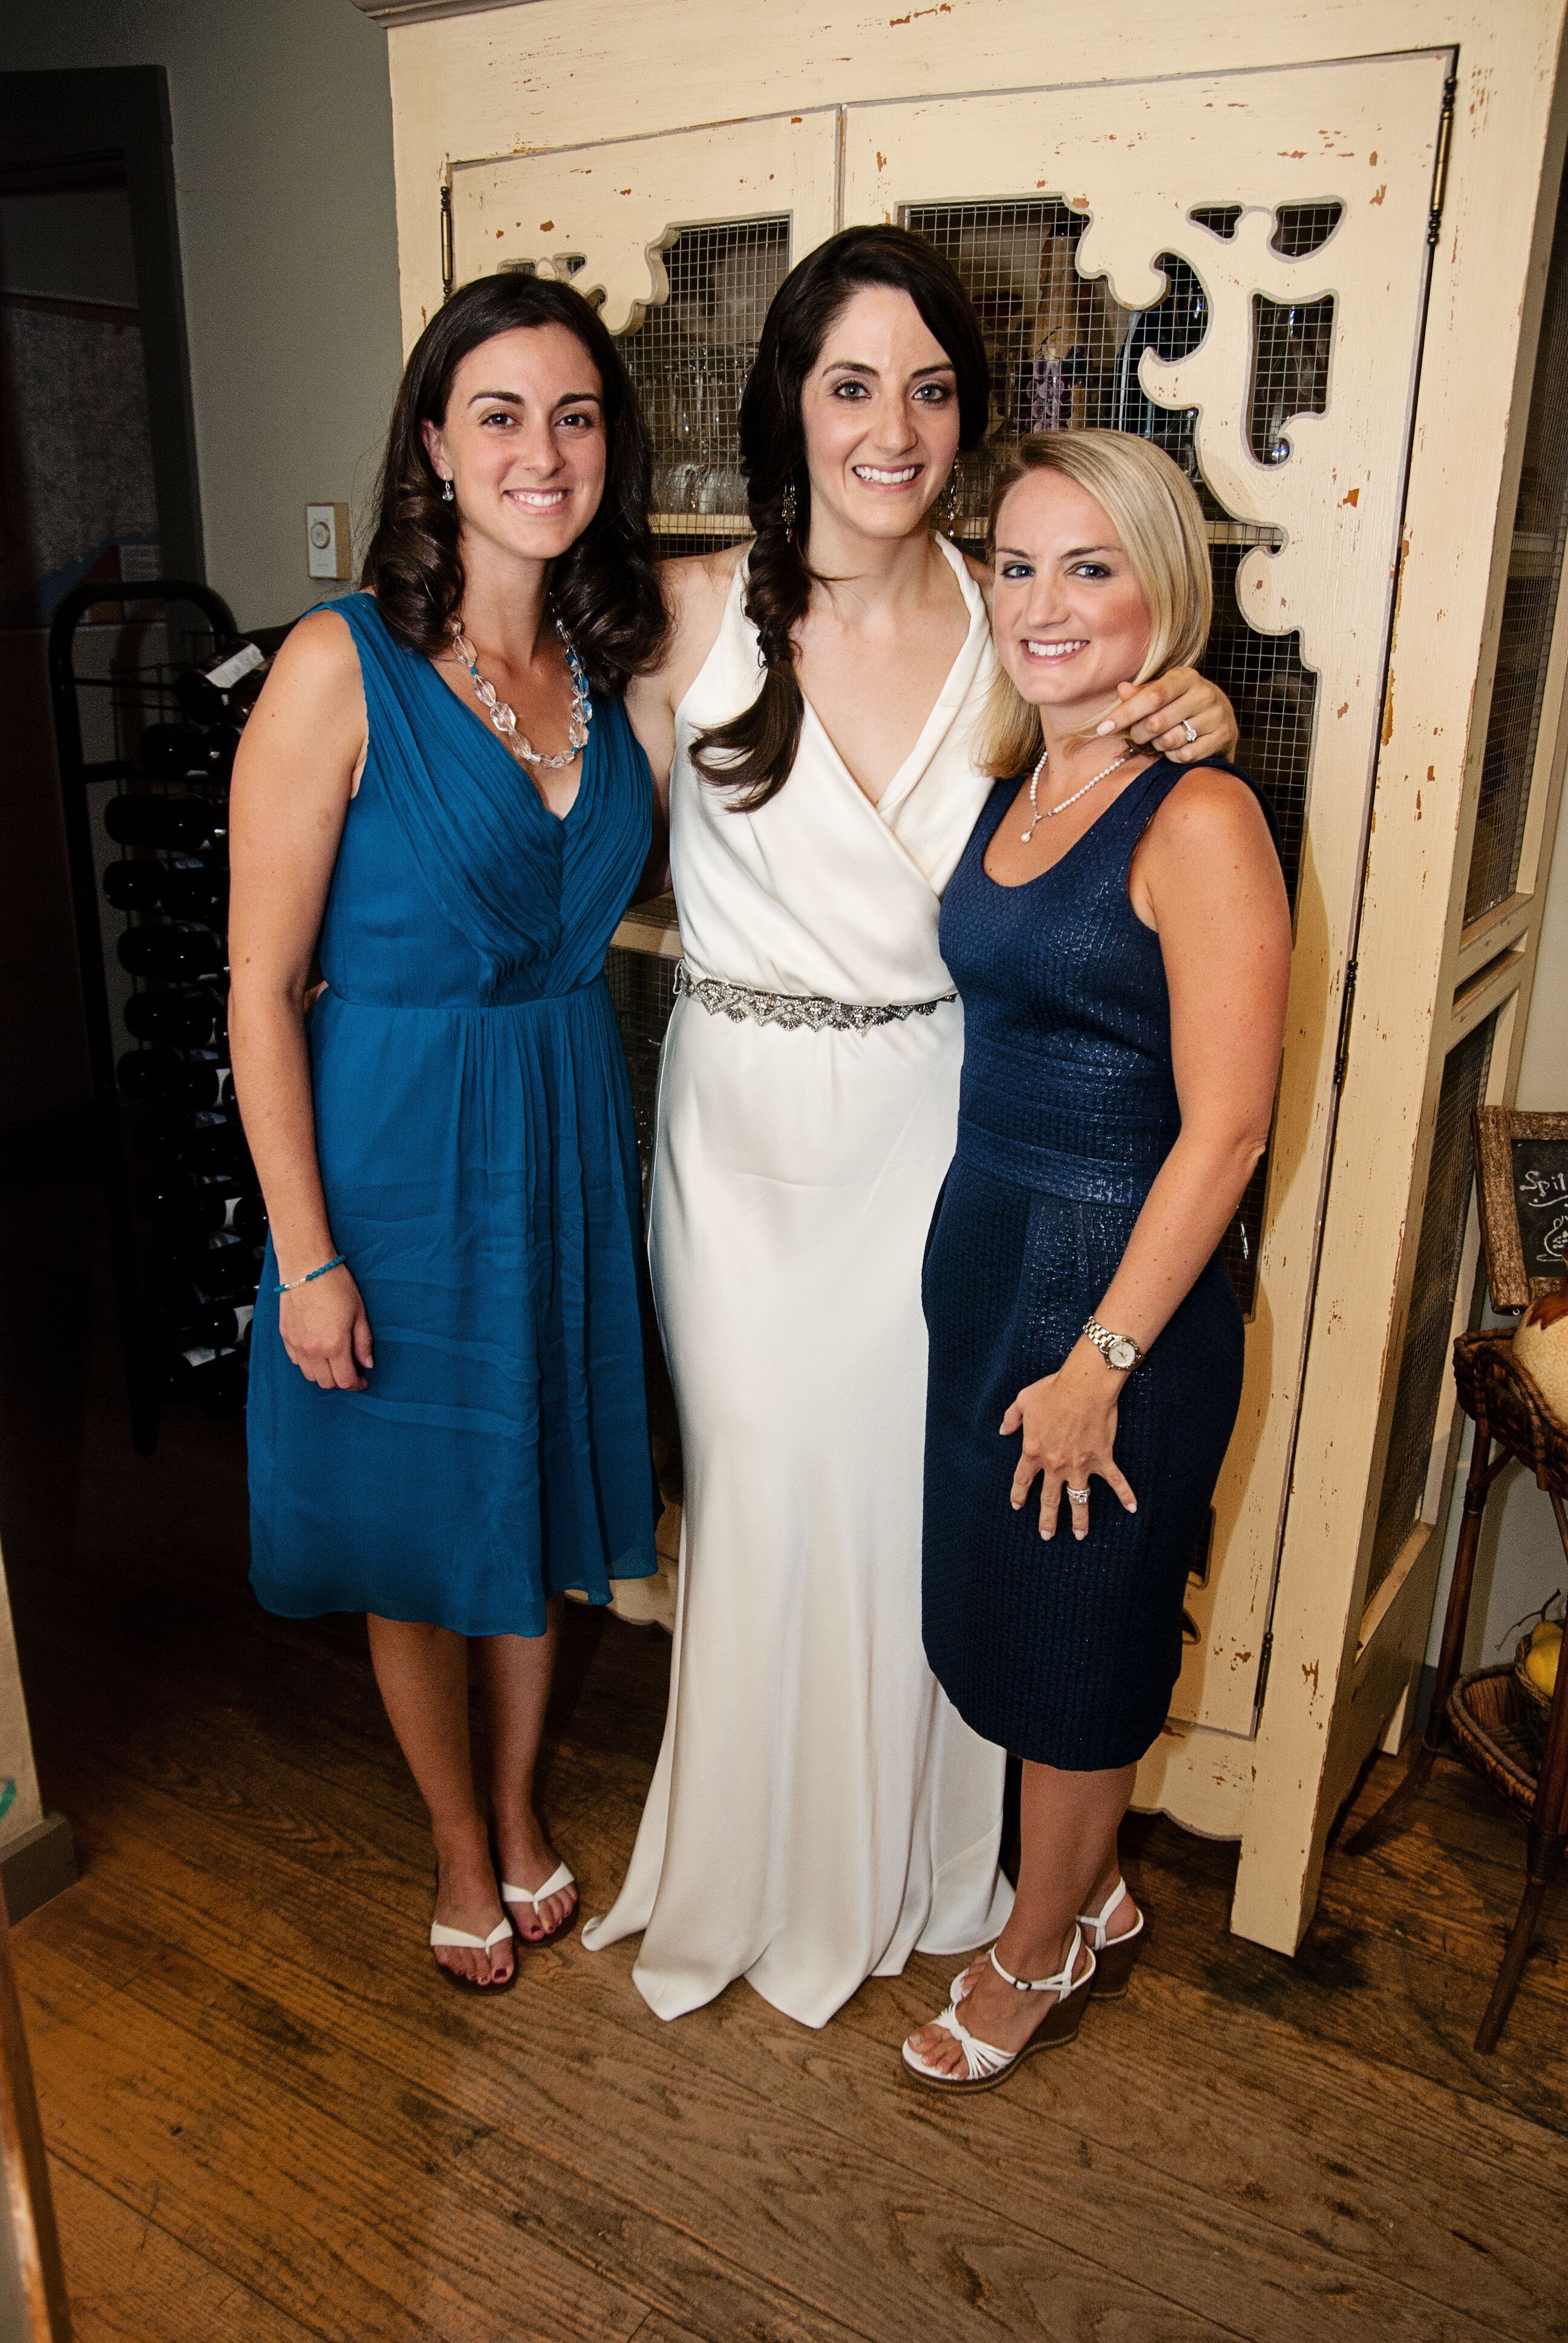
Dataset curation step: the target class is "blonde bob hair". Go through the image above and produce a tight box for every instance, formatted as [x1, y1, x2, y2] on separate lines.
[977, 430, 1213, 780]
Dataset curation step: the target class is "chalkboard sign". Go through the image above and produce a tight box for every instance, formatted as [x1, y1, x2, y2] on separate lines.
[1512, 1138, 1568, 1282]
[1474, 1108, 1568, 1309]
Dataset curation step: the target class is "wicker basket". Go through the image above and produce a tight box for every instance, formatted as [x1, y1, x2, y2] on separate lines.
[1512, 1631, 1559, 1760]
[1446, 1665, 1540, 1815]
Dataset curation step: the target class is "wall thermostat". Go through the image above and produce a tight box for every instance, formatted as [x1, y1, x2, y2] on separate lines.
[306, 503, 350, 581]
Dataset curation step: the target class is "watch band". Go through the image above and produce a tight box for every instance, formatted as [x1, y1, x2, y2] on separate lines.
[1083, 1317, 1145, 1372]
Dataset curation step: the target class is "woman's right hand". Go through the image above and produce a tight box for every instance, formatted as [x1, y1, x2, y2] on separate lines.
[278, 1265, 374, 1391]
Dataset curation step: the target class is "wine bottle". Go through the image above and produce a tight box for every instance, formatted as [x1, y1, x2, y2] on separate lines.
[226, 1193, 267, 1246]
[135, 1172, 234, 1236]
[117, 1047, 187, 1104]
[166, 1301, 253, 1354]
[195, 725, 244, 785]
[132, 1104, 230, 1170]
[117, 926, 226, 983]
[198, 1354, 250, 1417]
[178, 1120, 255, 1182]
[105, 861, 226, 922]
[174, 641, 267, 727]
[119, 1049, 230, 1110]
[103, 861, 168, 914]
[165, 1345, 249, 1414]
[137, 722, 210, 779]
[148, 1228, 258, 1301]
[123, 992, 223, 1049]
[105, 795, 221, 854]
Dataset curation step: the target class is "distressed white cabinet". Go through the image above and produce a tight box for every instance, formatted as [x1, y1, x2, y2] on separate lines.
[373, 0, 1568, 1954]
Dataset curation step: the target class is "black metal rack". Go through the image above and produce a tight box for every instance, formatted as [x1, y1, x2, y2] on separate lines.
[48, 578, 261, 1454]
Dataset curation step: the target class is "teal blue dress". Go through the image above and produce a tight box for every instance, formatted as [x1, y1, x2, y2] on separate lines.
[247, 594, 658, 1636]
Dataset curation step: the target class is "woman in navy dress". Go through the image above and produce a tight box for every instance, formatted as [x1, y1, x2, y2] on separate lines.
[903, 431, 1291, 2089]
[230, 276, 665, 1990]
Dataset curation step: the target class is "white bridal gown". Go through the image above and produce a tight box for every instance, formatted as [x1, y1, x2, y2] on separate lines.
[582, 538, 1013, 2027]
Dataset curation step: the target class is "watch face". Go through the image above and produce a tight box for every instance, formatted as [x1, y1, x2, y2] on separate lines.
[1108, 1335, 1138, 1370]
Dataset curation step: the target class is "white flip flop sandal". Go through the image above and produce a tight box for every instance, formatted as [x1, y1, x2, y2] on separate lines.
[500, 1860, 578, 1948]
[903, 1929, 1096, 2094]
[429, 1913, 517, 1993]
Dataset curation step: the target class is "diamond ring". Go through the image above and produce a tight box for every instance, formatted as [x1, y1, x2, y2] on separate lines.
[1181, 718, 1198, 744]
[1066, 1487, 1091, 1506]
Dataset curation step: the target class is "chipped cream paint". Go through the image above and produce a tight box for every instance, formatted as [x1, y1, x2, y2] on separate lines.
[448, 111, 840, 331]
[384, 0, 1568, 1956]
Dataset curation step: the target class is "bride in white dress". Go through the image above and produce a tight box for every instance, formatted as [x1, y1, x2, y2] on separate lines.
[583, 228, 1236, 2027]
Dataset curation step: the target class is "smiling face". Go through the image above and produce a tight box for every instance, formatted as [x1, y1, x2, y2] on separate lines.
[797, 284, 962, 543]
[421, 322, 607, 569]
[991, 467, 1154, 732]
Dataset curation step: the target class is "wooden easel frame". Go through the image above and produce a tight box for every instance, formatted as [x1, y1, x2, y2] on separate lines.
[1474, 1106, 1568, 1309]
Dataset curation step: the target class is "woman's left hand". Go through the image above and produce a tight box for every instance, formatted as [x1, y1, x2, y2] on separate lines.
[1002, 1342, 1140, 1542]
[1102, 667, 1236, 762]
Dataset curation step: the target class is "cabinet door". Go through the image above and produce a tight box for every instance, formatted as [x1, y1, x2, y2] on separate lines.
[844, 51, 1454, 1740]
[450, 110, 839, 330]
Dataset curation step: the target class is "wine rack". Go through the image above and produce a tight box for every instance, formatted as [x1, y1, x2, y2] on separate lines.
[48, 580, 269, 1454]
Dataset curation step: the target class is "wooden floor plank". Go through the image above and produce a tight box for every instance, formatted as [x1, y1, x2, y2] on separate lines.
[49, 2161, 325, 2343]
[17, 1748, 1547, 2343]
[18, 1830, 1243, 2343]
[2, 1178, 1564, 2343]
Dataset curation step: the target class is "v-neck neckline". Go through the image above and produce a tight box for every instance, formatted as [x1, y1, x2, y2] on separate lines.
[423, 644, 592, 828]
[797, 536, 988, 823]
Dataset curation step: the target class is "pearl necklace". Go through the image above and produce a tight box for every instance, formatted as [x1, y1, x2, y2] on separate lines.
[1020, 740, 1135, 842]
[450, 614, 592, 771]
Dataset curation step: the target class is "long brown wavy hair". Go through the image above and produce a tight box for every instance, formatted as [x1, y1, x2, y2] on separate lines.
[691, 226, 990, 811]
[360, 273, 665, 695]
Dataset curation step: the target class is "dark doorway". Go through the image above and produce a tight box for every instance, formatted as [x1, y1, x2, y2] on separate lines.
[0, 67, 201, 1147]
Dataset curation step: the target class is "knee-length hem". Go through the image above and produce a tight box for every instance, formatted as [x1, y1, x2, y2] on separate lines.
[922, 761, 1275, 1772]
[246, 594, 658, 1639]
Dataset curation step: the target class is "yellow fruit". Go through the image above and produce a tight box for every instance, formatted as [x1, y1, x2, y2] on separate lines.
[1530, 1619, 1564, 1649]
[1524, 1640, 1560, 1698]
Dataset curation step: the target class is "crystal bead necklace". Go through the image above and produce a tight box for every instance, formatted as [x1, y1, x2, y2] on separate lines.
[450, 614, 592, 771]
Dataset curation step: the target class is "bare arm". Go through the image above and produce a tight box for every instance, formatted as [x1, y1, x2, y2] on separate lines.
[227, 610, 373, 1391]
[624, 545, 745, 894]
[1004, 770, 1291, 1535]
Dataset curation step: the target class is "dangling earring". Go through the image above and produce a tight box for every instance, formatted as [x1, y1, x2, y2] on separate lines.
[940, 470, 961, 535]
[440, 477, 455, 503]
[780, 479, 797, 539]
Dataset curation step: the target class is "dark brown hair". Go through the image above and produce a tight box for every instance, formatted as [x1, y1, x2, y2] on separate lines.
[361, 272, 665, 695]
[691, 226, 990, 811]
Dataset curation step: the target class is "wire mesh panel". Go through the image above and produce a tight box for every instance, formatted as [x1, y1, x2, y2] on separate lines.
[905, 197, 1330, 1299]
[617, 218, 790, 525]
[1364, 1014, 1496, 1605]
[1464, 165, 1568, 923]
[604, 897, 681, 1174]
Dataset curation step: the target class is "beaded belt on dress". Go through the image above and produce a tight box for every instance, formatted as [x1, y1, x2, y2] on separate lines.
[673, 960, 955, 1034]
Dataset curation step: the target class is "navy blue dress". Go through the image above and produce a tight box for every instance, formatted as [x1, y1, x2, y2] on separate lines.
[247, 594, 658, 1638]
[923, 758, 1274, 1769]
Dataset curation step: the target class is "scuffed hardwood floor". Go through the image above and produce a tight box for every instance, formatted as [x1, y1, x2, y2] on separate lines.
[0, 1172, 1564, 2343]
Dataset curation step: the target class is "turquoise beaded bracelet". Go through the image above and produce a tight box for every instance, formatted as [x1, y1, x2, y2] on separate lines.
[275, 1253, 347, 1296]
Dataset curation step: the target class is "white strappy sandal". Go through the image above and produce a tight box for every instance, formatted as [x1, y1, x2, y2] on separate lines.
[902, 1928, 1096, 2093]
[429, 1913, 516, 1994]
[500, 1860, 578, 1948]
[1076, 1877, 1146, 2000]
[947, 1878, 1145, 2008]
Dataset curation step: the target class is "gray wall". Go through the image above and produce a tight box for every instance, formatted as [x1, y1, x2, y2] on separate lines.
[0, 0, 403, 631]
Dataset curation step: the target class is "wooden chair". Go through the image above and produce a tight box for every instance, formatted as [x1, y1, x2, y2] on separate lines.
[1345, 1329, 1568, 2053]
[0, 1886, 71, 2338]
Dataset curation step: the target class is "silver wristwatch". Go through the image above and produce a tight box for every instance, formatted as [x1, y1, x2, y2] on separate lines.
[1082, 1317, 1145, 1372]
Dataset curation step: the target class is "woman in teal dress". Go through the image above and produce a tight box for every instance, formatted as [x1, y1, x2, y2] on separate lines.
[230, 275, 666, 1990]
